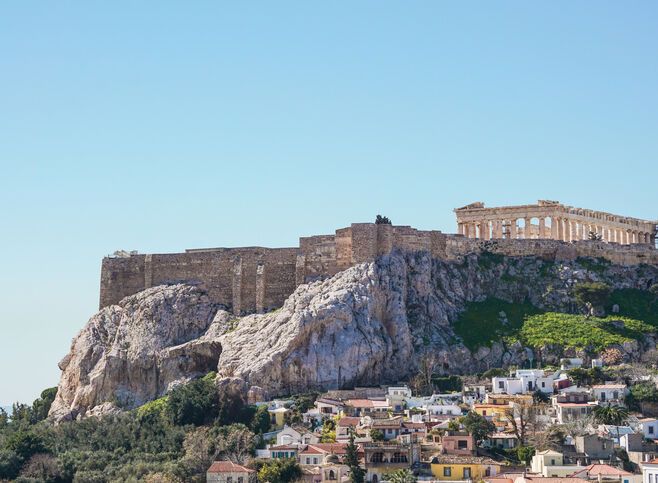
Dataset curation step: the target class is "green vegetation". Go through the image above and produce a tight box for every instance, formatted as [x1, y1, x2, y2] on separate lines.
[576, 256, 611, 275]
[477, 251, 504, 269]
[519, 313, 653, 352]
[608, 288, 658, 326]
[255, 457, 302, 483]
[573, 282, 612, 310]
[460, 411, 494, 445]
[456, 294, 654, 353]
[626, 382, 658, 412]
[0, 373, 275, 482]
[453, 298, 542, 350]
[431, 375, 463, 392]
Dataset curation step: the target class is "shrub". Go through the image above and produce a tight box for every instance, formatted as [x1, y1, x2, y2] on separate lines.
[573, 282, 611, 310]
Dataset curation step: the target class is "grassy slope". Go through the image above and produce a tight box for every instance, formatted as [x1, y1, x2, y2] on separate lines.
[454, 298, 655, 352]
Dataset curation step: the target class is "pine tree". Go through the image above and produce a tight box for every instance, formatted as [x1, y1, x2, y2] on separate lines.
[345, 428, 365, 483]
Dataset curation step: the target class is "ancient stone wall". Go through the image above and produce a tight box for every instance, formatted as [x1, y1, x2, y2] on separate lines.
[100, 247, 297, 314]
[100, 212, 657, 313]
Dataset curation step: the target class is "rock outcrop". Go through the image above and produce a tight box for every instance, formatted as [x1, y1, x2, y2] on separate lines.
[50, 251, 658, 420]
[49, 285, 224, 421]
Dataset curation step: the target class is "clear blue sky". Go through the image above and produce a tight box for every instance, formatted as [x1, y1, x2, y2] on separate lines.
[1, 2, 657, 405]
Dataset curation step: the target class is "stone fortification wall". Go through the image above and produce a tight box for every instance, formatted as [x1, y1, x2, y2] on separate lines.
[444, 236, 658, 265]
[100, 222, 657, 313]
[100, 247, 297, 314]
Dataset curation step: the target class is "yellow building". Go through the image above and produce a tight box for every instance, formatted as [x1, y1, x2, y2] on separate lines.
[268, 407, 290, 429]
[431, 455, 501, 481]
[473, 404, 509, 420]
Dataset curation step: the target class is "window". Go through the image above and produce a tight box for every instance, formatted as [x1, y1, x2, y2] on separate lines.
[613, 392, 619, 400]
[458, 440, 468, 449]
[498, 381, 505, 389]
[542, 382, 546, 388]
[371, 452, 384, 463]
[328, 470, 336, 480]
[313, 457, 318, 465]
[601, 392, 606, 401]
[463, 467, 471, 479]
[444, 467, 452, 477]
[227, 478, 233, 483]
[650, 427, 655, 435]
[391, 452, 408, 463]
[238, 478, 243, 483]
[550, 459, 556, 465]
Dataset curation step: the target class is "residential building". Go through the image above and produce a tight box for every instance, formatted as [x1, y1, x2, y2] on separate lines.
[430, 455, 501, 480]
[206, 461, 256, 483]
[569, 464, 634, 483]
[591, 384, 628, 405]
[363, 442, 419, 483]
[574, 434, 613, 460]
[531, 450, 579, 477]
[269, 444, 298, 459]
[644, 459, 658, 483]
[276, 425, 320, 446]
[555, 402, 596, 424]
[299, 443, 347, 466]
[441, 431, 475, 455]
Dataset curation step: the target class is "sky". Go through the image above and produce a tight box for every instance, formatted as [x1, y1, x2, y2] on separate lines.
[1, 1, 657, 405]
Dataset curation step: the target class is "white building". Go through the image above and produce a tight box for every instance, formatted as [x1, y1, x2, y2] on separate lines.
[641, 458, 658, 483]
[388, 385, 412, 398]
[492, 369, 554, 395]
[591, 384, 627, 405]
[640, 418, 658, 440]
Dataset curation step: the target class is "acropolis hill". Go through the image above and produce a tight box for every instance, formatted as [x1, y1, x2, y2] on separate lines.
[100, 200, 658, 315]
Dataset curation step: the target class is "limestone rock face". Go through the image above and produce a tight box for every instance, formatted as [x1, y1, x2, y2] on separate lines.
[49, 285, 223, 421]
[50, 251, 658, 420]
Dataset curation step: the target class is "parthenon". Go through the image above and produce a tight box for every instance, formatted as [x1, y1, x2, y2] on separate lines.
[454, 200, 657, 247]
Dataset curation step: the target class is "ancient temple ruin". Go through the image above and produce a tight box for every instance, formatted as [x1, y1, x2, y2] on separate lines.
[454, 200, 657, 246]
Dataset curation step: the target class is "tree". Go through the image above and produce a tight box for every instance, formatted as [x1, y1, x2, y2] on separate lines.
[375, 215, 392, 225]
[386, 468, 417, 482]
[20, 453, 62, 482]
[166, 374, 219, 426]
[532, 390, 550, 404]
[593, 404, 629, 444]
[212, 423, 257, 463]
[0, 450, 22, 481]
[417, 353, 440, 396]
[626, 382, 658, 412]
[573, 282, 611, 314]
[531, 424, 565, 451]
[5, 431, 48, 462]
[461, 411, 494, 446]
[345, 428, 365, 483]
[588, 231, 603, 241]
[503, 400, 546, 446]
[321, 419, 336, 443]
[516, 446, 535, 466]
[369, 428, 385, 442]
[257, 458, 302, 483]
[250, 404, 271, 434]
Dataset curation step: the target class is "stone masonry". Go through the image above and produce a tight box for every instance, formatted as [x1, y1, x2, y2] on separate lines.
[100, 202, 658, 314]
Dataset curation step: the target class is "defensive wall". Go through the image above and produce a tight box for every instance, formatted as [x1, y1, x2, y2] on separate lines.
[100, 222, 658, 314]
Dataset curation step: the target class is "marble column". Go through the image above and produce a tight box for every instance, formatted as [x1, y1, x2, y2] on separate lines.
[539, 218, 546, 238]
[510, 219, 517, 239]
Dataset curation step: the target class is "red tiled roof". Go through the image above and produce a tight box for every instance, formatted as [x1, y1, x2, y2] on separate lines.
[300, 443, 348, 455]
[269, 445, 298, 451]
[207, 461, 255, 474]
[337, 417, 361, 427]
[522, 478, 588, 483]
[569, 464, 631, 477]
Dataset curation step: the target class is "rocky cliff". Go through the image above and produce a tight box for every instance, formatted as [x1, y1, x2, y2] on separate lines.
[50, 251, 658, 420]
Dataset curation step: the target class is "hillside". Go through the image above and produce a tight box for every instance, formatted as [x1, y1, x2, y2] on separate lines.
[50, 250, 658, 421]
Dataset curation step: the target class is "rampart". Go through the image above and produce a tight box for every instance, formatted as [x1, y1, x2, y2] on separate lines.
[100, 203, 658, 314]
